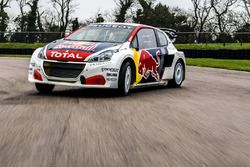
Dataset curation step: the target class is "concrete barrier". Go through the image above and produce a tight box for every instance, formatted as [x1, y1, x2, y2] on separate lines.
[182, 49, 250, 60]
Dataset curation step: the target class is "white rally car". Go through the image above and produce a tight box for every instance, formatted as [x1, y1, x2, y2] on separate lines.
[28, 23, 186, 95]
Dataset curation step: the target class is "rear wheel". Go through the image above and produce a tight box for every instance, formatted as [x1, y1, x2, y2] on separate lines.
[35, 83, 55, 94]
[168, 60, 184, 88]
[118, 62, 132, 96]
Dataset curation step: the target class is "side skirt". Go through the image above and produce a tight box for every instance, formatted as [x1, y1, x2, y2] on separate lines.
[131, 80, 168, 89]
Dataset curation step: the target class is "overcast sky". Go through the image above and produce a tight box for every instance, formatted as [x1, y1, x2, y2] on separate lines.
[72, 0, 193, 19]
[7, 0, 193, 21]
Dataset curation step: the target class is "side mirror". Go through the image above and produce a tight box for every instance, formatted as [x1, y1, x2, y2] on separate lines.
[134, 47, 139, 51]
[130, 43, 139, 51]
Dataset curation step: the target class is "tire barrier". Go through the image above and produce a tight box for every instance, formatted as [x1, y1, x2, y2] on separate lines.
[0, 48, 249, 60]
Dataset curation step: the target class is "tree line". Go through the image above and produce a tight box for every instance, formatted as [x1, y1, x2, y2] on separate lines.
[0, 0, 249, 43]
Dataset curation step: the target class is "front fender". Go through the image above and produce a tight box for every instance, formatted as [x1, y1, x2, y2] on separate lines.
[111, 48, 134, 68]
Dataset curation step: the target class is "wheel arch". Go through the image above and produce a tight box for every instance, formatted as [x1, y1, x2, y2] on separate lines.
[120, 57, 136, 84]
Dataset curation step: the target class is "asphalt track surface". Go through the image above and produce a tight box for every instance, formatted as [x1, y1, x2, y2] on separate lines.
[0, 58, 250, 167]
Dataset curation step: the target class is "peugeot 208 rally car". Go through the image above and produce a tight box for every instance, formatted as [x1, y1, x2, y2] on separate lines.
[28, 23, 186, 95]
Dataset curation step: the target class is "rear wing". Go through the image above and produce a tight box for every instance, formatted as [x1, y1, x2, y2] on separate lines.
[158, 28, 177, 42]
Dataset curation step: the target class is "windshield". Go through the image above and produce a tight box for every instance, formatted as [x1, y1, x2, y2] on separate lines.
[66, 25, 135, 43]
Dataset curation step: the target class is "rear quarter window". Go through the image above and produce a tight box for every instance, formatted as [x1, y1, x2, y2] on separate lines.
[157, 31, 168, 46]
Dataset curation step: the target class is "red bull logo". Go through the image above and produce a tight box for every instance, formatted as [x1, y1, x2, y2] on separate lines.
[139, 50, 161, 81]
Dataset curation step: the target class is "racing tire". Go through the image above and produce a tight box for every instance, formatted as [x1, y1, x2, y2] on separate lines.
[117, 62, 132, 96]
[168, 60, 184, 88]
[35, 83, 55, 94]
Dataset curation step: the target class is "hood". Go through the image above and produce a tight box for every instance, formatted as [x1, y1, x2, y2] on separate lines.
[45, 40, 120, 62]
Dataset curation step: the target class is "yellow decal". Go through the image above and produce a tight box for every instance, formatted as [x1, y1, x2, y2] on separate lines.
[132, 49, 142, 85]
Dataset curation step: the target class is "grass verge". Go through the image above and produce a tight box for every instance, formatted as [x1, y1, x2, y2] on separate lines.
[186, 58, 250, 72]
[0, 43, 45, 49]
[0, 54, 31, 58]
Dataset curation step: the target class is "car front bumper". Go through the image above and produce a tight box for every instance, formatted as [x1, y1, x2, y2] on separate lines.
[28, 58, 120, 89]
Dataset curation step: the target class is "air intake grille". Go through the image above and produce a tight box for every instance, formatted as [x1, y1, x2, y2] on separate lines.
[43, 61, 85, 78]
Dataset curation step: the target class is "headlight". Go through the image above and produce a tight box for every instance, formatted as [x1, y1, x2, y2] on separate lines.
[37, 48, 46, 59]
[88, 50, 114, 62]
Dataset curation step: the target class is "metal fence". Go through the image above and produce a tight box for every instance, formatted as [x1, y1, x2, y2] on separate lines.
[0, 32, 64, 43]
[0, 32, 249, 44]
[175, 32, 250, 44]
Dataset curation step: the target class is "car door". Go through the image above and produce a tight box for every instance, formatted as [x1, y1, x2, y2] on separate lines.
[131, 28, 164, 84]
[155, 30, 171, 76]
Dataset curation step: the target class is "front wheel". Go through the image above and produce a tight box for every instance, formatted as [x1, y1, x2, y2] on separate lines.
[117, 62, 132, 96]
[35, 83, 55, 94]
[168, 60, 184, 88]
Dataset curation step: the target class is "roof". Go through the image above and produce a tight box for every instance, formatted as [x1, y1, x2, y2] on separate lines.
[91, 22, 159, 29]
